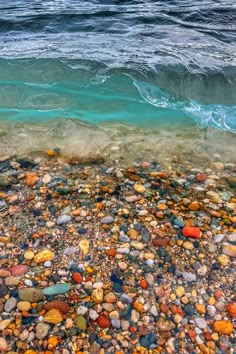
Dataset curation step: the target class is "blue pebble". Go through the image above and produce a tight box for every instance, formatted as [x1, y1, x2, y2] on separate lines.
[110, 274, 123, 285]
[113, 283, 123, 293]
[140, 333, 156, 348]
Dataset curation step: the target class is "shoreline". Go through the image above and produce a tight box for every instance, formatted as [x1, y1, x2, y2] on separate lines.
[0, 155, 235, 353]
[0, 118, 236, 169]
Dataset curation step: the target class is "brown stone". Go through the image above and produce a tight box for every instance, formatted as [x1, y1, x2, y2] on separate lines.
[44, 300, 70, 314]
[153, 238, 169, 247]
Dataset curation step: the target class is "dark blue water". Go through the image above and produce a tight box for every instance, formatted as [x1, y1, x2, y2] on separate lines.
[0, 0, 236, 132]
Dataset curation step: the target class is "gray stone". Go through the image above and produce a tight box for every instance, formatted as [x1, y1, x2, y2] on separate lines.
[36, 322, 50, 339]
[56, 215, 72, 225]
[101, 216, 114, 224]
[4, 297, 17, 312]
[120, 293, 132, 304]
[195, 318, 207, 329]
[182, 272, 196, 282]
[213, 234, 225, 243]
[0, 283, 8, 298]
[111, 319, 121, 329]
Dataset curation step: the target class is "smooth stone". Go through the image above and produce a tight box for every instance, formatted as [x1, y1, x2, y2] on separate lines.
[91, 288, 104, 303]
[227, 233, 236, 243]
[101, 216, 114, 224]
[130, 241, 144, 250]
[131, 309, 140, 323]
[56, 214, 72, 225]
[195, 317, 207, 329]
[20, 329, 29, 341]
[182, 272, 197, 282]
[214, 234, 225, 243]
[44, 261, 52, 267]
[223, 244, 236, 258]
[44, 300, 70, 314]
[34, 249, 54, 263]
[24, 251, 35, 260]
[197, 265, 208, 276]
[120, 293, 132, 304]
[10, 264, 28, 276]
[5, 276, 20, 286]
[36, 322, 50, 339]
[145, 273, 154, 285]
[79, 240, 89, 254]
[42, 283, 70, 296]
[117, 248, 130, 254]
[0, 319, 11, 331]
[17, 301, 31, 312]
[24, 279, 33, 287]
[0, 338, 7, 352]
[19, 288, 43, 302]
[140, 332, 157, 348]
[111, 319, 121, 329]
[44, 309, 63, 324]
[77, 306, 88, 315]
[4, 297, 17, 312]
[74, 315, 87, 330]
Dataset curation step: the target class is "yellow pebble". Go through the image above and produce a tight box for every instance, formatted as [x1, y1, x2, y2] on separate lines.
[208, 297, 216, 305]
[34, 249, 54, 263]
[217, 254, 230, 266]
[211, 333, 219, 341]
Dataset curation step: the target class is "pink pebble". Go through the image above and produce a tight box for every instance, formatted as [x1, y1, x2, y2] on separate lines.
[10, 264, 28, 276]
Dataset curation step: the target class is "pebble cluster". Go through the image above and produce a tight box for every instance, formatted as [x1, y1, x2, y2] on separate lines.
[0, 155, 235, 353]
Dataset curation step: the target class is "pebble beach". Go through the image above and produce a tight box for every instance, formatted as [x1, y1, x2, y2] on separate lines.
[0, 153, 235, 353]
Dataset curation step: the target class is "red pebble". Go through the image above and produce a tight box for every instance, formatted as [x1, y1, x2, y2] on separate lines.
[129, 325, 137, 333]
[97, 315, 111, 328]
[72, 272, 83, 284]
[226, 303, 236, 317]
[196, 173, 207, 182]
[160, 303, 169, 314]
[188, 329, 197, 340]
[139, 279, 148, 289]
[10, 265, 28, 276]
[182, 226, 201, 239]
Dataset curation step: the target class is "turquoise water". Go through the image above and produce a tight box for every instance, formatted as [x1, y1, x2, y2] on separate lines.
[0, 58, 235, 132]
[0, 0, 235, 146]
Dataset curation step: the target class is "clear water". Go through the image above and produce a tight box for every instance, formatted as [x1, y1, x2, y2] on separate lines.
[0, 0, 235, 144]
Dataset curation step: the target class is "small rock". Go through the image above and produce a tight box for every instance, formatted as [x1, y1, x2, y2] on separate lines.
[0, 319, 11, 331]
[4, 297, 17, 312]
[10, 264, 28, 276]
[56, 214, 72, 225]
[213, 320, 234, 335]
[36, 322, 50, 339]
[101, 216, 114, 224]
[34, 249, 54, 263]
[223, 244, 236, 258]
[42, 283, 70, 296]
[74, 315, 87, 330]
[17, 301, 31, 312]
[44, 309, 63, 324]
[19, 288, 43, 302]
[130, 241, 144, 250]
[195, 318, 207, 329]
[0, 338, 7, 352]
[182, 272, 196, 282]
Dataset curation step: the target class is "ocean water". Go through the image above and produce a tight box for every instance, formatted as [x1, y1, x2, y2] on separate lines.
[0, 0, 235, 162]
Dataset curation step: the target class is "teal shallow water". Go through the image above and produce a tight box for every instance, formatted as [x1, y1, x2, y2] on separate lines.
[0, 59, 235, 132]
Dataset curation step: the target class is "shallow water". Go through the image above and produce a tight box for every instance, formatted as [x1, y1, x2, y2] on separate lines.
[0, 0, 235, 159]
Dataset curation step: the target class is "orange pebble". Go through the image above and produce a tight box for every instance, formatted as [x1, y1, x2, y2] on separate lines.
[47, 336, 59, 348]
[139, 279, 148, 289]
[106, 248, 116, 257]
